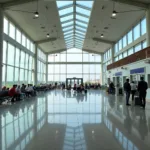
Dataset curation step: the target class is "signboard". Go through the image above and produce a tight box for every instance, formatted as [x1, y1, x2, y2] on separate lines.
[130, 67, 145, 74]
[115, 72, 122, 76]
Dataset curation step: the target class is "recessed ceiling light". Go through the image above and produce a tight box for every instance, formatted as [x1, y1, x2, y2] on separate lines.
[101, 34, 104, 38]
[112, 10, 117, 17]
[104, 27, 109, 30]
[34, 11, 39, 18]
[47, 34, 50, 38]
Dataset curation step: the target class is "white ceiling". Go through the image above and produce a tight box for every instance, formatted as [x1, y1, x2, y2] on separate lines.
[4, 0, 66, 53]
[84, 0, 146, 53]
[1, 0, 150, 54]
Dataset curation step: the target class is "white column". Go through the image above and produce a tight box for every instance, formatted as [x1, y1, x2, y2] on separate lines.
[101, 54, 104, 85]
[111, 44, 115, 63]
[146, 5, 150, 47]
[0, 6, 4, 90]
[46, 54, 48, 83]
[34, 44, 38, 85]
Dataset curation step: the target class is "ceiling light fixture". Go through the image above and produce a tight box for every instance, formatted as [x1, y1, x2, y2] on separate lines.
[34, 0, 39, 18]
[112, 10, 117, 17]
[112, 2, 117, 17]
[34, 11, 39, 18]
[101, 34, 104, 38]
[47, 34, 50, 38]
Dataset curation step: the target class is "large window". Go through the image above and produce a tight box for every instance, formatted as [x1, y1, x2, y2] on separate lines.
[134, 43, 141, 52]
[2, 16, 36, 86]
[4, 17, 8, 34]
[123, 35, 127, 48]
[48, 48, 102, 84]
[141, 18, 146, 35]
[127, 30, 133, 44]
[9, 23, 15, 39]
[133, 24, 140, 40]
[2, 41, 34, 86]
[113, 17, 147, 62]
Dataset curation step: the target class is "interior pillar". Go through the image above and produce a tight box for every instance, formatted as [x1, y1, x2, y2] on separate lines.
[34, 44, 38, 85]
[101, 54, 104, 85]
[146, 5, 150, 47]
[46, 54, 48, 83]
[111, 44, 115, 63]
[0, 6, 4, 90]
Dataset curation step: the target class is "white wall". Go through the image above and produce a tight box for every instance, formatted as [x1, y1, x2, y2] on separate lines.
[106, 59, 150, 102]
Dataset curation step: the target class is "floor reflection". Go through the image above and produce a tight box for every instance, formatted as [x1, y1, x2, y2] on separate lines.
[0, 90, 150, 150]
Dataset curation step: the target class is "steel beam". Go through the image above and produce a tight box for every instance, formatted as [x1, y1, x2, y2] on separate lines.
[110, 0, 148, 9]
[93, 37, 115, 45]
[82, 48, 103, 54]
[2, 0, 37, 8]
[35, 37, 57, 44]
[46, 49, 66, 54]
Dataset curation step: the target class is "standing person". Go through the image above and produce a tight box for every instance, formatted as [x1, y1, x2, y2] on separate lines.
[124, 79, 131, 106]
[138, 77, 148, 109]
[130, 81, 137, 101]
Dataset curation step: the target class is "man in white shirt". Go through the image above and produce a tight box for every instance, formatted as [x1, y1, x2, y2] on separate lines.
[130, 81, 137, 101]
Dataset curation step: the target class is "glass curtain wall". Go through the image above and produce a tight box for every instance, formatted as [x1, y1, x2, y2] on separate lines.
[37, 49, 46, 83]
[2, 17, 47, 86]
[114, 18, 147, 62]
[48, 48, 102, 84]
[2, 17, 36, 87]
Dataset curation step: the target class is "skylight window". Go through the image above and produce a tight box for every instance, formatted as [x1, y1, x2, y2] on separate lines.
[64, 31, 73, 35]
[57, 1, 73, 8]
[57, 0, 94, 49]
[76, 7, 91, 16]
[76, 35, 85, 39]
[65, 36, 74, 40]
[76, 21, 88, 28]
[59, 7, 73, 16]
[64, 34, 74, 38]
[63, 26, 73, 32]
[76, 14, 89, 23]
[60, 15, 73, 22]
[76, 30, 85, 35]
[62, 21, 74, 27]
[76, 26, 87, 32]
[75, 40, 84, 45]
[66, 41, 74, 44]
[76, 1, 94, 8]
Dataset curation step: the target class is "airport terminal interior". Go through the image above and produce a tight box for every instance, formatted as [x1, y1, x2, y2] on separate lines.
[0, 0, 150, 150]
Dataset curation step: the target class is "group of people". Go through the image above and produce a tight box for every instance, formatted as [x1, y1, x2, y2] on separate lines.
[1, 84, 36, 102]
[73, 84, 86, 93]
[124, 77, 148, 109]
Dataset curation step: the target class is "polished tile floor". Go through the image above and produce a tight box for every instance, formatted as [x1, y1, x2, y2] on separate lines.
[0, 90, 150, 150]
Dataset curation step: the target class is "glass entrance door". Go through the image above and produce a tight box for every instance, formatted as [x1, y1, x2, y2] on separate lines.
[66, 78, 83, 87]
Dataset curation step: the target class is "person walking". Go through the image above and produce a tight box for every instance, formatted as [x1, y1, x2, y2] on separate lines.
[130, 81, 137, 101]
[124, 79, 131, 106]
[138, 77, 148, 109]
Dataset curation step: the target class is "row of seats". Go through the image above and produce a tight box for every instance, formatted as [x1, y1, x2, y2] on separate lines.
[0, 84, 54, 104]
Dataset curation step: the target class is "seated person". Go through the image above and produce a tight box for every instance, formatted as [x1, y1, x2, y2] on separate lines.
[67, 84, 71, 90]
[9, 85, 20, 102]
[26, 84, 36, 96]
[73, 84, 77, 91]
[25, 84, 33, 97]
[16, 85, 25, 99]
[80, 84, 85, 92]
[2, 86, 7, 91]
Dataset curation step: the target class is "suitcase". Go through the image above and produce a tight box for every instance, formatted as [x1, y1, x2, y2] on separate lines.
[134, 96, 142, 106]
[85, 89, 87, 94]
[119, 88, 123, 95]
